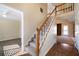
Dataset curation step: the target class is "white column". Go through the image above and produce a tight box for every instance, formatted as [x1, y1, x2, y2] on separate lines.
[21, 12, 24, 52]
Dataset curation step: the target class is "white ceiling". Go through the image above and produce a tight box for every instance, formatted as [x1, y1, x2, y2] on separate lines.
[0, 4, 21, 20]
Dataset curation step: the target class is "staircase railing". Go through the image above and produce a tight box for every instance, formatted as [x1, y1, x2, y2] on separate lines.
[35, 7, 56, 56]
[56, 3, 74, 15]
[35, 3, 74, 56]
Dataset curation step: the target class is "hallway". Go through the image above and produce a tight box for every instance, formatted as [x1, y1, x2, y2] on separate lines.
[46, 36, 79, 56]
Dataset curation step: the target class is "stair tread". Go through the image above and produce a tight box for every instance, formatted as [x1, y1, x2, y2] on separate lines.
[30, 41, 36, 48]
[25, 46, 36, 56]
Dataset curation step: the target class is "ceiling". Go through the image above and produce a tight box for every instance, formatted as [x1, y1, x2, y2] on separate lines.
[0, 4, 21, 20]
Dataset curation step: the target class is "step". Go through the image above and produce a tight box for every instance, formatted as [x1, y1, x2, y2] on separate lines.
[25, 46, 36, 56]
[33, 38, 36, 42]
[31, 36, 36, 42]
[30, 41, 36, 48]
[32, 36, 43, 42]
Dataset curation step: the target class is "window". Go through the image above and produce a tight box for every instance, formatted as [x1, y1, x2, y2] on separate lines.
[54, 26, 57, 34]
[75, 25, 79, 35]
[63, 25, 68, 35]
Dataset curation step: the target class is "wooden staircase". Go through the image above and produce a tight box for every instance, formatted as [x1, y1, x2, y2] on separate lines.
[25, 3, 74, 56]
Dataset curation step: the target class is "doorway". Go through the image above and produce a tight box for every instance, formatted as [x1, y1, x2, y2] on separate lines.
[57, 24, 62, 36]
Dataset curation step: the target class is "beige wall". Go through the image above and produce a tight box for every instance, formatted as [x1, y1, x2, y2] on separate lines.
[0, 19, 20, 41]
[56, 18, 74, 37]
[5, 3, 47, 46]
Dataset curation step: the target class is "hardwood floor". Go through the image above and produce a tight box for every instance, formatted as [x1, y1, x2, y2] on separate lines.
[57, 36, 75, 46]
[46, 36, 79, 56]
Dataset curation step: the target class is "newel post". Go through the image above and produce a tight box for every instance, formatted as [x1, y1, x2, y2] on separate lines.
[36, 28, 40, 56]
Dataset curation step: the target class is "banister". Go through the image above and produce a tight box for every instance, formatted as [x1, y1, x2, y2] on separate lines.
[56, 3, 74, 15]
[56, 3, 66, 7]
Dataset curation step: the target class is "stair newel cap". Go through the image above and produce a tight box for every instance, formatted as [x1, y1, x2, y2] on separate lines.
[36, 27, 40, 31]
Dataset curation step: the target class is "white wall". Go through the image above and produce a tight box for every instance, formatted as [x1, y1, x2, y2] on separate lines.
[0, 19, 20, 41]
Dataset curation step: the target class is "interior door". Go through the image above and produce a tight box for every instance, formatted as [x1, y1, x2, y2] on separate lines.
[57, 24, 61, 36]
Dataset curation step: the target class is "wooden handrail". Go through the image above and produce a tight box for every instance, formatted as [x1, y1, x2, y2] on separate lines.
[56, 3, 65, 7]
[56, 3, 74, 15]
[37, 7, 56, 31]
[57, 6, 71, 12]
[36, 3, 74, 56]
